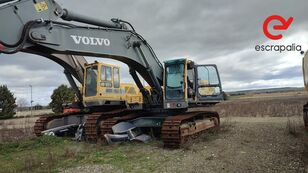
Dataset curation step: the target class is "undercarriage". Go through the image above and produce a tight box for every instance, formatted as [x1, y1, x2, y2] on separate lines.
[34, 108, 220, 148]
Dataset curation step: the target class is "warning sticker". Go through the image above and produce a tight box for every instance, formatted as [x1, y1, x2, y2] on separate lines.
[34, 1, 48, 12]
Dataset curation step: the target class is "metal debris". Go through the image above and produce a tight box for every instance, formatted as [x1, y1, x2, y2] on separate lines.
[41, 124, 79, 137]
[74, 123, 85, 142]
[104, 122, 151, 144]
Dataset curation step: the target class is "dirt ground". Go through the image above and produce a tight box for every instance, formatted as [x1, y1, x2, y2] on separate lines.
[59, 116, 308, 173]
[182, 116, 308, 173]
[1, 92, 308, 172]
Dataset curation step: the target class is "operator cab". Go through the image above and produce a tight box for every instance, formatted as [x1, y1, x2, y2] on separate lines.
[83, 61, 122, 107]
[164, 58, 223, 109]
[83, 61, 144, 110]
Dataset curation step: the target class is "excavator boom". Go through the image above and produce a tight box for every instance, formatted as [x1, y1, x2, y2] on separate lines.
[0, 0, 163, 106]
[1, 0, 224, 147]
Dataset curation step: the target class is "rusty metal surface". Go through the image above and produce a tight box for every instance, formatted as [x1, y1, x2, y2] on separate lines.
[34, 113, 74, 136]
[83, 114, 102, 141]
[35, 109, 220, 148]
[100, 114, 139, 139]
[84, 109, 134, 142]
[161, 111, 220, 148]
[34, 116, 50, 136]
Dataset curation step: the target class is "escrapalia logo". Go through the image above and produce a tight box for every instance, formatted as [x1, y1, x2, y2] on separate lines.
[263, 15, 293, 40]
[70, 35, 110, 46]
[255, 15, 302, 53]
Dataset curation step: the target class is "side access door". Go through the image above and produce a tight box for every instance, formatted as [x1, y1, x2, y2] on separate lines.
[194, 65, 223, 104]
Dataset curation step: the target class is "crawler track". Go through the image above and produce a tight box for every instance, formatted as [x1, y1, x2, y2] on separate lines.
[34, 108, 136, 141]
[161, 111, 220, 148]
[84, 109, 133, 141]
[34, 114, 74, 136]
[35, 109, 220, 148]
[100, 113, 140, 138]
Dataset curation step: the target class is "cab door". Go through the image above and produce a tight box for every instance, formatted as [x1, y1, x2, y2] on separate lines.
[163, 59, 187, 109]
[84, 65, 98, 97]
[195, 65, 223, 103]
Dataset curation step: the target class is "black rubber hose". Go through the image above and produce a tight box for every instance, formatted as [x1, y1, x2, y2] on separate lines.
[0, 20, 37, 54]
[0, 20, 37, 48]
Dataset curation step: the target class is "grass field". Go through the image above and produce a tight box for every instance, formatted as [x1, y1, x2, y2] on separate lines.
[211, 91, 308, 118]
[0, 136, 171, 173]
[15, 109, 53, 118]
[0, 91, 308, 173]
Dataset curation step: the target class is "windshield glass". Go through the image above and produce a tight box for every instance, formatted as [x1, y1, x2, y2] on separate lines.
[85, 66, 98, 97]
[113, 67, 120, 88]
[165, 63, 185, 100]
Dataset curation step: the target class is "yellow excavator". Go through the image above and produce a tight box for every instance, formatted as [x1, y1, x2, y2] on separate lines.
[82, 61, 144, 110]
[63, 61, 144, 113]
[36, 60, 146, 138]
[0, 0, 223, 147]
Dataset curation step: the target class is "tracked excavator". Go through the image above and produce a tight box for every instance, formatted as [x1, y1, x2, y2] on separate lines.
[0, 0, 223, 147]
[63, 60, 145, 114]
[38, 60, 145, 139]
[82, 61, 144, 110]
[44, 60, 145, 137]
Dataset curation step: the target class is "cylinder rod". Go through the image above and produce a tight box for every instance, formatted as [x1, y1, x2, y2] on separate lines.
[61, 9, 122, 29]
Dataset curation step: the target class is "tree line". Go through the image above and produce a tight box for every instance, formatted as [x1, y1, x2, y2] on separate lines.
[0, 84, 74, 119]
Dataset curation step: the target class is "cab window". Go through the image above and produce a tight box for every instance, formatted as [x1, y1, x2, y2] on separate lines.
[101, 66, 112, 81]
[85, 66, 98, 97]
[100, 65, 112, 87]
[106, 66, 112, 81]
[113, 67, 120, 88]
[165, 63, 185, 100]
[197, 66, 220, 96]
[101, 66, 106, 80]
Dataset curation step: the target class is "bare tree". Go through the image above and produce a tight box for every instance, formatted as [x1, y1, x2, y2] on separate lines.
[17, 98, 29, 108]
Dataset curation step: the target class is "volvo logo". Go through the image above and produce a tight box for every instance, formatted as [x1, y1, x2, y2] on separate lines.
[70, 35, 110, 46]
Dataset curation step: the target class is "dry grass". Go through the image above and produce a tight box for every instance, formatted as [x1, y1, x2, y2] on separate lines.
[220, 116, 236, 132]
[0, 92, 307, 172]
[209, 95, 308, 118]
[15, 109, 53, 118]
[181, 117, 236, 151]
[286, 118, 301, 136]
[284, 116, 307, 138]
[0, 118, 35, 142]
[23, 153, 40, 173]
[0, 119, 307, 173]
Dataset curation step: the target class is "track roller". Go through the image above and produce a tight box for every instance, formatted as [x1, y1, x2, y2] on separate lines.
[161, 111, 220, 148]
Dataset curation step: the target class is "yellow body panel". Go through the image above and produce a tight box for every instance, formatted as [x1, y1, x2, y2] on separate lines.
[82, 62, 145, 107]
[121, 83, 144, 104]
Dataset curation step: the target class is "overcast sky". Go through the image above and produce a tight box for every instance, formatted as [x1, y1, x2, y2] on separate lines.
[1, 0, 308, 105]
